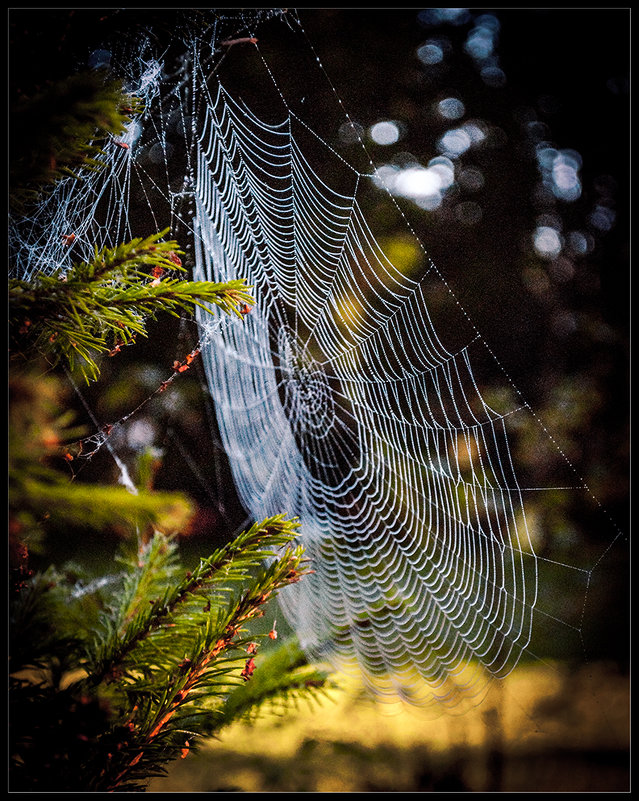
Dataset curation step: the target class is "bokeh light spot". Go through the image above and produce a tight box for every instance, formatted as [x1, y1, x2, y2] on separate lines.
[533, 225, 563, 258]
[373, 155, 455, 210]
[417, 8, 471, 27]
[480, 65, 506, 87]
[567, 230, 594, 257]
[464, 27, 494, 60]
[370, 120, 401, 146]
[552, 310, 578, 337]
[437, 122, 485, 158]
[417, 41, 444, 65]
[536, 146, 582, 202]
[437, 97, 466, 120]
[458, 166, 485, 192]
[126, 419, 157, 450]
[438, 127, 472, 157]
[339, 121, 365, 144]
[588, 204, 616, 232]
[548, 257, 575, 283]
[523, 266, 551, 297]
[395, 167, 442, 198]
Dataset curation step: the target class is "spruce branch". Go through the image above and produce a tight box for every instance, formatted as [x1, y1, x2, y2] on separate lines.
[102, 544, 309, 791]
[9, 228, 254, 382]
[12, 474, 193, 538]
[71, 517, 309, 791]
[87, 515, 302, 687]
[10, 516, 321, 792]
[213, 639, 334, 729]
[9, 566, 88, 679]
[10, 70, 144, 211]
[8, 42, 328, 794]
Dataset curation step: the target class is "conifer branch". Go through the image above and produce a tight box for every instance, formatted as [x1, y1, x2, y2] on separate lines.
[87, 516, 302, 688]
[9, 41, 326, 795]
[9, 228, 254, 382]
[29, 517, 311, 791]
[10, 70, 144, 211]
[10, 516, 321, 792]
[213, 640, 334, 729]
[101, 527, 309, 792]
[12, 474, 193, 537]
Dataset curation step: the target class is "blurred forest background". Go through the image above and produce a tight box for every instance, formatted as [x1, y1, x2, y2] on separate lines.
[9, 7, 629, 792]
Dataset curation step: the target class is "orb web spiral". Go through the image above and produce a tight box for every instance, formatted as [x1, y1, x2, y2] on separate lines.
[192, 70, 537, 709]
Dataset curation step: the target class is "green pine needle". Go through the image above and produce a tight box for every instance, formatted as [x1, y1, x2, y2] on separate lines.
[9, 228, 255, 382]
[10, 70, 144, 211]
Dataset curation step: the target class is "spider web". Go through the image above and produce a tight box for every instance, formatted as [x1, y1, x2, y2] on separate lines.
[10, 10, 627, 713]
[191, 72, 537, 709]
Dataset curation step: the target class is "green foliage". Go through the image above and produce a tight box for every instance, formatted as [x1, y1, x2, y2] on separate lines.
[9, 229, 254, 383]
[215, 640, 333, 728]
[10, 517, 330, 792]
[10, 70, 144, 211]
[9, 369, 195, 559]
[9, 367, 329, 792]
[9, 53, 327, 794]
